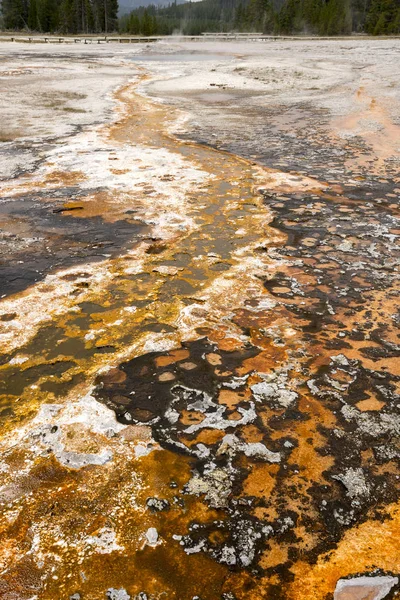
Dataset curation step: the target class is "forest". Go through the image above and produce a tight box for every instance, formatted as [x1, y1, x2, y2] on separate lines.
[0, 0, 118, 32]
[1, 0, 399, 36]
[120, 0, 400, 36]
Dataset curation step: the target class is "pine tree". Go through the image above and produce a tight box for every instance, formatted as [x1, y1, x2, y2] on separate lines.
[38, 0, 59, 32]
[141, 8, 152, 34]
[28, 0, 38, 28]
[366, 0, 400, 33]
[129, 12, 140, 33]
[2, 0, 29, 29]
[234, 2, 244, 29]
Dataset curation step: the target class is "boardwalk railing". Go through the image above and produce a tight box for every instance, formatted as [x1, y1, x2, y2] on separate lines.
[1, 33, 399, 44]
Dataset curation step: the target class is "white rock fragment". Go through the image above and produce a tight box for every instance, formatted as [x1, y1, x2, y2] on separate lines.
[217, 434, 280, 463]
[251, 381, 297, 408]
[220, 545, 236, 565]
[106, 589, 131, 600]
[331, 354, 350, 366]
[84, 331, 97, 341]
[123, 306, 137, 313]
[222, 375, 250, 389]
[145, 527, 160, 547]
[332, 467, 370, 500]
[337, 240, 353, 252]
[334, 576, 398, 600]
[195, 443, 210, 458]
[165, 407, 180, 424]
[183, 539, 207, 555]
[9, 355, 29, 365]
[307, 379, 320, 395]
[152, 265, 180, 276]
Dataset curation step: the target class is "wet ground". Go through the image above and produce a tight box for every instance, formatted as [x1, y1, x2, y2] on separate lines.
[0, 39, 399, 600]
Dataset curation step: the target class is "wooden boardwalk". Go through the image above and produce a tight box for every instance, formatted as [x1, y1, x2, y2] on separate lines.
[2, 33, 397, 44]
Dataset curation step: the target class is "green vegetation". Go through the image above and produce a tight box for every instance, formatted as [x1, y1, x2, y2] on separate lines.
[1, 0, 399, 35]
[1, 0, 118, 32]
[119, 0, 400, 36]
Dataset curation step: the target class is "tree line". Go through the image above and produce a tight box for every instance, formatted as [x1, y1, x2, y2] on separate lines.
[1, 0, 399, 35]
[120, 0, 400, 36]
[1, 0, 118, 32]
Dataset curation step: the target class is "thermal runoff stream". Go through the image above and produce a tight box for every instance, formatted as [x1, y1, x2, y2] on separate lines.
[0, 39, 399, 600]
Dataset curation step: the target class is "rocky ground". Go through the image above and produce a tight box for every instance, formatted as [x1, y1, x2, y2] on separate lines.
[0, 38, 399, 600]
